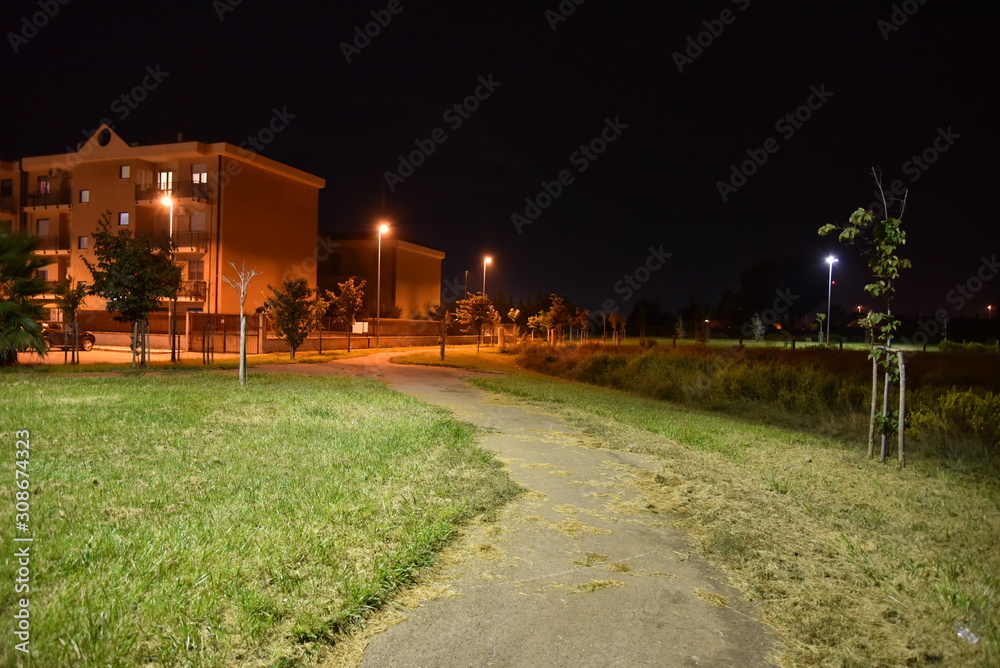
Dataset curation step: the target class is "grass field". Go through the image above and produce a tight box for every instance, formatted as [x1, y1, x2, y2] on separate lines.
[399, 348, 999, 667]
[0, 371, 519, 667]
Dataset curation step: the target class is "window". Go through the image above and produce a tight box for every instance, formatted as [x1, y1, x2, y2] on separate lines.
[0, 179, 12, 197]
[79, 189, 90, 203]
[118, 212, 129, 226]
[37, 218, 50, 235]
[78, 236, 89, 249]
[192, 164, 208, 184]
[190, 211, 206, 232]
[120, 165, 131, 179]
[37, 177, 51, 194]
[157, 170, 174, 193]
[36, 269, 48, 281]
[188, 260, 205, 281]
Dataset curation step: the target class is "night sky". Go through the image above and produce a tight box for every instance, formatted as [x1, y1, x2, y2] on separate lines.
[4, 0, 997, 320]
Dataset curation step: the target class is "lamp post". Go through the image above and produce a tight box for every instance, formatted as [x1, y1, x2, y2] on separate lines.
[161, 195, 176, 362]
[825, 255, 838, 345]
[376, 222, 389, 349]
[483, 256, 493, 297]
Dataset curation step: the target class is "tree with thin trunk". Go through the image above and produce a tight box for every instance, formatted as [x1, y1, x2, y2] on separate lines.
[83, 211, 180, 368]
[0, 231, 48, 366]
[454, 293, 498, 353]
[750, 312, 765, 343]
[264, 277, 328, 360]
[222, 261, 262, 385]
[819, 168, 912, 465]
[609, 312, 627, 345]
[55, 277, 88, 364]
[329, 276, 366, 352]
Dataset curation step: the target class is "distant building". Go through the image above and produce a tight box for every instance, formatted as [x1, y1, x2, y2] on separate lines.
[1, 125, 325, 315]
[317, 233, 444, 319]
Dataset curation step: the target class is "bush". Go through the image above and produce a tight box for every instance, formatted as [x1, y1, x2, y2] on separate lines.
[910, 389, 1000, 458]
[639, 337, 658, 350]
[939, 340, 998, 354]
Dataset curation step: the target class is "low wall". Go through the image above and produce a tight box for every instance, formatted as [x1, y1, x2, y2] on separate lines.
[261, 334, 481, 354]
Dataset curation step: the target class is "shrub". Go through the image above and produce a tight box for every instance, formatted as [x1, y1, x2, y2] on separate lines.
[910, 389, 1000, 458]
[639, 337, 658, 350]
[939, 340, 998, 354]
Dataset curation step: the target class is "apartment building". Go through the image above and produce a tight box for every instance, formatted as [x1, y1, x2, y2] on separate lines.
[3, 124, 325, 315]
[317, 232, 445, 319]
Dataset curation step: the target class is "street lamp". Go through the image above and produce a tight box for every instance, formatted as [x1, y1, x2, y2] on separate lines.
[161, 195, 177, 362]
[825, 255, 838, 344]
[989, 305, 994, 319]
[483, 256, 493, 297]
[376, 222, 389, 349]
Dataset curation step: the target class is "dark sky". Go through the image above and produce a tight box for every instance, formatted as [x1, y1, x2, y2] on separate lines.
[4, 0, 997, 318]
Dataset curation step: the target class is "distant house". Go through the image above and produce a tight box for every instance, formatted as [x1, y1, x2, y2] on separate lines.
[317, 233, 444, 319]
[1, 124, 325, 315]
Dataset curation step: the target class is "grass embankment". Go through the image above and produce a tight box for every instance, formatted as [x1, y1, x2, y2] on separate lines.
[0, 372, 519, 667]
[403, 347, 998, 667]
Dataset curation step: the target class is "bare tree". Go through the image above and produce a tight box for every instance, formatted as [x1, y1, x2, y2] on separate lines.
[222, 261, 262, 385]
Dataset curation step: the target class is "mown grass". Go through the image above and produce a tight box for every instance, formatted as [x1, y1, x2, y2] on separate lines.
[0, 372, 519, 667]
[403, 350, 998, 667]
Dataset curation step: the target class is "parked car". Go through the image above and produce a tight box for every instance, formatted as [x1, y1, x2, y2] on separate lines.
[40, 321, 96, 351]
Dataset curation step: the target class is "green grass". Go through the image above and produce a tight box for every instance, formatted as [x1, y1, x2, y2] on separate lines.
[0, 372, 519, 667]
[402, 353, 997, 667]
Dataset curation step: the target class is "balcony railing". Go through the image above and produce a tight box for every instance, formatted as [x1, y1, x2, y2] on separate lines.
[135, 181, 213, 203]
[178, 280, 207, 301]
[34, 235, 70, 253]
[25, 192, 72, 208]
[174, 230, 210, 252]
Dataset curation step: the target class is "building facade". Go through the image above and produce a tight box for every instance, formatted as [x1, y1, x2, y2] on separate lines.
[317, 233, 445, 319]
[3, 125, 324, 315]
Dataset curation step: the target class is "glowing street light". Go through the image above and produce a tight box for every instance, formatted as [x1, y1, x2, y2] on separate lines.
[376, 222, 389, 349]
[483, 255, 493, 297]
[825, 255, 838, 344]
[161, 195, 177, 361]
[989, 305, 994, 319]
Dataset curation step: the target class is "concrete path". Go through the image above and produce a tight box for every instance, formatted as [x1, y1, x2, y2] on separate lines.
[260, 354, 777, 667]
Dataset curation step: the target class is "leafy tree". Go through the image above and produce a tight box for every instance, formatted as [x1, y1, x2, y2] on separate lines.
[609, 312, 627, 344]
[83, 211, 181, 367]
[674, 315, 685, 340]
[329, 276, 366, 352]
[0, 231, 48, 366]
[750, 312, 765, 342]
[527, 314, 543, 340]
[819, 169, 912, 464]
[454, 292, 498, 353]
[54, 277, 89, 364]
[265, 277, 328, 360]
[222, 261, 262, 385]
[543, 294, 572, 344]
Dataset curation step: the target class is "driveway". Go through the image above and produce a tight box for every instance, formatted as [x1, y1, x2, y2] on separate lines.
[259, 353, 779, 667]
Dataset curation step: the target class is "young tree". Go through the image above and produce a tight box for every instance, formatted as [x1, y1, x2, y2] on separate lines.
[819, 169, 912, 464]
[674, 315, 686, 340]
[54, 277, 89, 364]
[329, 276, 366, 352]
[83, 212, 181, 367]
[264, 276, 328, 360]
[222, 261, 262, 385]
[608, 312, 627, 345]
[0, 231, 48, 366]
[544, 294, 572, 344]
[750, 312, 765, 343]
[454, 292, 498, 353]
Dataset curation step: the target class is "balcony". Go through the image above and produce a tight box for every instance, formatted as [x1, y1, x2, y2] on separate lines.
[136, 181, 213, 203]
[24, 192, 72, 209]
[34, 235, 71, 255]
[174, 230, 210, 254]
[178, 280, 207, 302]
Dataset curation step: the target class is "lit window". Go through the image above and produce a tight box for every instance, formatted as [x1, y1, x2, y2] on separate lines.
[188, 260, 205, 281]
[37, 177, 51, 194]
[36, 269, 48, 281]
[192, 164, 208, 184]
[80, 190, 90, 203]
[157, 171, 174, 193]
[119, 212, 129, 226]
[120, 165, 131, 179]
[78, 236, 89, 249]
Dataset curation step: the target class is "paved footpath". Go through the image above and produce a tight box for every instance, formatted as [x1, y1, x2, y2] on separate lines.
[259, 354, 778, 667]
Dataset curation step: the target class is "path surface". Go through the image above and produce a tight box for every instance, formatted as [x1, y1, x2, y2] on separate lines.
[259, 354, 778, 667]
